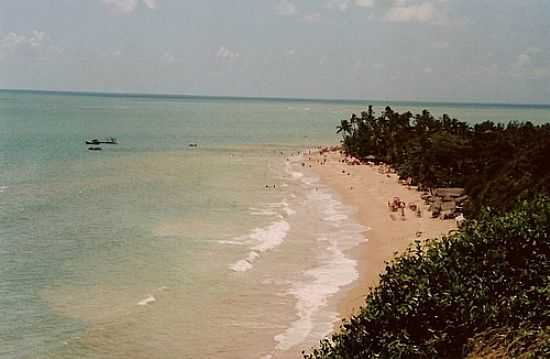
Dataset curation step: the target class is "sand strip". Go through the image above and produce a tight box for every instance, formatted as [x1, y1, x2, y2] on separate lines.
[306, 149, 456, 318]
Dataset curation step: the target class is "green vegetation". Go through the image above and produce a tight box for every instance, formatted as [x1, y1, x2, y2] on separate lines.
[466, 325, 550, 358]
[336, 106, 550, 217]
[306, 107, 550, 358]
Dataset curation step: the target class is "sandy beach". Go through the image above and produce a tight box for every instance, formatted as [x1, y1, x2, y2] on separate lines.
[306, 148, 457, 319]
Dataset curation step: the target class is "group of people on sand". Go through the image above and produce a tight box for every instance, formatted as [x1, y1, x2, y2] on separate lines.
[388, 197, 422, 218]
[318, 157, 328, 165]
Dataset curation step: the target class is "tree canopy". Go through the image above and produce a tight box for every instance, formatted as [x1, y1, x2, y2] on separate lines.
[337, 106, 550, 217]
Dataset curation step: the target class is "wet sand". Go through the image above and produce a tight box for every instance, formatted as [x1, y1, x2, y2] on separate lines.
[306, 149, 456, 318]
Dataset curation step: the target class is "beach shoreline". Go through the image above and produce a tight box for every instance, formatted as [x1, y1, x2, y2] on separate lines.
[306, 148, 457, 319]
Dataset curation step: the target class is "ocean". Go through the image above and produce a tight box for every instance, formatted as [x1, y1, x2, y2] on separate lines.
[1, 90, 549, 358]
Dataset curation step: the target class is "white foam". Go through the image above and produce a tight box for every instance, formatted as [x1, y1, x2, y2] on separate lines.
[251, 221, 290, 252]
[271, 182, 368, 352]
[230, 251, 260, 271]
[230, 259, 254, 272]
[301, 175, 319, 186]
[261, 278, 291, 286]
[313, 190, 353, 225]
[230, 220, 290, 272]
[247, 251, 260, 261]
[249, 208, 278, 216]
[249, 198, 296, 221]
[217, 240, 245, 245]
[231, 195, 298, 272]
[274, 243, 359, 351]
[137, 295, 156, 306]
[265, 200, 288, 208]
[284, 207, 296, 216]
[324, 214, 349, 222]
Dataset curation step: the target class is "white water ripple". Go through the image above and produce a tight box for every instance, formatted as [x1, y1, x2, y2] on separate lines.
[230, 220, 291, 272]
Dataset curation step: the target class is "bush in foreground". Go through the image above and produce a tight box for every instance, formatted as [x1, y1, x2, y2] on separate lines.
[305, 197, 550, 358]
[465, 325, 550, 358]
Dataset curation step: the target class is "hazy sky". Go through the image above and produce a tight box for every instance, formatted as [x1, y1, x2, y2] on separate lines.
[0, 1, 549, 103]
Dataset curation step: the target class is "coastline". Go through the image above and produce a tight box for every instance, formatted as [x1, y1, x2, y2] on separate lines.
[306, 148, 456, 319]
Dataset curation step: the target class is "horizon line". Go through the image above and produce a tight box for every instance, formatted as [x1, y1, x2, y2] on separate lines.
[1, 88, 549, 108]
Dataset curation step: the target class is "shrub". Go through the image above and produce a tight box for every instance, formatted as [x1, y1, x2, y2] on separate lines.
[465, 325, 550, 358]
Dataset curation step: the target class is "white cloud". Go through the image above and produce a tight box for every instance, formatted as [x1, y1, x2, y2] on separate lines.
[102, 0, 138, 14]
[385, 2, 436, 23]
[216, 46, 240, 60]
[354, 0, 375, 8]
[276, 0, 298, 16]
[513, 47, 550, 78]
[320, 0, 375, 13]
[142, 0, 158, 10]
[353, 59, 368, 70]
[102, 0, 158, 14]
[303, 13, 322, 23]
[0, 30, 53, 60]
[517, 53, 532, 68]
[432, 41, 450, 49]
[326, 0, 351, 12]
[161, 51, 176, 64]
[516, 47, 543, 68]
[380, 1, 457, 25]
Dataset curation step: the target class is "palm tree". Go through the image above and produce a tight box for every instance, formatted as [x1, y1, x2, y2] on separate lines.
[336, 119, 352, 135]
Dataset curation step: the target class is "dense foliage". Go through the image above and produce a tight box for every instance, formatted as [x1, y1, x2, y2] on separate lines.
[337, 106, 550, 217]
[465, 325, 550, 358]
[305, 197, 550, 358]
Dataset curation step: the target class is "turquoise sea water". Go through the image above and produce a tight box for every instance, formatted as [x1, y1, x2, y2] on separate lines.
[1, 90, 549, 358]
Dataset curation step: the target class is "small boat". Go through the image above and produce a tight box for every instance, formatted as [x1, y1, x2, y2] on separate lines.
[88, 147, 102, 151]
[85, 137, 118, 145]
[189, 143, 198, 148]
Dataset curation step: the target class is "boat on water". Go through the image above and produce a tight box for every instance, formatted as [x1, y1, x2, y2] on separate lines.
[85, 137, 118, 145]
[88, 147, 102, 151]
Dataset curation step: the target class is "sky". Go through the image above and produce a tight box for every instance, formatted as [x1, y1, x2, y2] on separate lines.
[0, 0, 549, 103]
